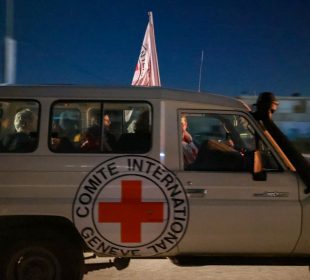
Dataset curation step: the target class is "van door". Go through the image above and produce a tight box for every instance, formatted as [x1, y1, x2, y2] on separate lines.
[176, 111, 301, 254]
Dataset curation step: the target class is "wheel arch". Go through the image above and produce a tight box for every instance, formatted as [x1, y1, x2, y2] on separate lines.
[0, 215, 85, 250]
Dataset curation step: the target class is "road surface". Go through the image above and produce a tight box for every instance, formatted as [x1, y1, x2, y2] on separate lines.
[84, 258, 310, 280]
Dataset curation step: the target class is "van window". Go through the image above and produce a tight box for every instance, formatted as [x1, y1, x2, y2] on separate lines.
[49, 101, 151, 153]
[0, 100, 39, 153]
[180, 112, 280, 172]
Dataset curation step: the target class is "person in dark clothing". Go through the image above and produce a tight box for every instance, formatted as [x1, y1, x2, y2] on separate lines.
[2, 109, 37, 153]
[102, 114, 117, 152]
[80, 125, 101, 152]
[81, 113, 116, 153]
[187, 139, 245, 171]
[116, 110, 151, 153]
[252, 92, 310, 193]
[252, 92, 279, 121]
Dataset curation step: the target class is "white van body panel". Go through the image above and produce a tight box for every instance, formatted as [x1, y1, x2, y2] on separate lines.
[177, 171, 301, 254]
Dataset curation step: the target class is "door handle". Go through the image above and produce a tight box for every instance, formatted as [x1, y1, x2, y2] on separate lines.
[186, 188, 207, 197]
[253, 191, 289, 198]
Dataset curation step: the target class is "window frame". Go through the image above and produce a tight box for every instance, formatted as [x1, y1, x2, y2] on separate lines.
[48, 99, 153, 154]
[178, 109, 284, 172]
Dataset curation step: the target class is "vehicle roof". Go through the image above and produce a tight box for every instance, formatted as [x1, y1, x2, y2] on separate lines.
[0, 85, 248, 111]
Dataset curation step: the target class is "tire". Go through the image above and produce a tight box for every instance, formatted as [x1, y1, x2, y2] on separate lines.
[2, 239, 84, 280]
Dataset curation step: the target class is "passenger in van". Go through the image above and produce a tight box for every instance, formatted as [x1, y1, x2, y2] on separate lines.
[50, 112, 81, 152]
[102, 114, 117, 152]
[116, 110, 151, 153]
[80, 113, 117, 152]
[58, 112, 81, 143]
[181, 114, 198, 167]
[80, 125, 101, 152]
[50, 121, 70, 152]
[2, 109, 37, 153]
[187, 139, 245, 171]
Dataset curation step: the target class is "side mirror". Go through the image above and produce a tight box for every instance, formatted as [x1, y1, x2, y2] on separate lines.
[253, 150, 267, 181]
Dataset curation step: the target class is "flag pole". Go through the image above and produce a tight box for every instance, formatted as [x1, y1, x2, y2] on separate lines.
[198, 50, 204, 92]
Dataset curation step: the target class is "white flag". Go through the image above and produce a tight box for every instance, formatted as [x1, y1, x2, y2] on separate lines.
[132, 12, 161, 87]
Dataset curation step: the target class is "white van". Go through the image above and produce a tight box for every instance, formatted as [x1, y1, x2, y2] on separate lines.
[0, 86, 309, 279]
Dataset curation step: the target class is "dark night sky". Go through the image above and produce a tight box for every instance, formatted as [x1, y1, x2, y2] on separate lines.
[0, 0, 310, 96]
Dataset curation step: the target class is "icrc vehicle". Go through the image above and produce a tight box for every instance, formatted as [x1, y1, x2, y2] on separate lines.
[0, 86, 309, 279]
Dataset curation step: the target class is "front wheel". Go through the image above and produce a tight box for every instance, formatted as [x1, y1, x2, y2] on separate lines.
[2, 240, 83, 280]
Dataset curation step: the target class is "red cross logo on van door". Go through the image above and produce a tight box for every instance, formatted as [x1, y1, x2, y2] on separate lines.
[98, 180, 164, 243]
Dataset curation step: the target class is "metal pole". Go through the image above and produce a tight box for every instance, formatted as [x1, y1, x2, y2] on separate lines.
[6, 0, 14, 37]
[198, 50, 204, 92]
[4, 0, 16, 84]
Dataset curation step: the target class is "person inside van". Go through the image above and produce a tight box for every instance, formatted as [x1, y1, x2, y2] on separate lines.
[80, 125, 101, 152]
[50, 111, 81, 152]
[102, 114, 117, 151]
[80, 111, 100, 153]
[116, 110, 151, 153]
[2, 109, 37, 153]
[181, 114, 198, 167]
[58, 112, 81, 143]
[187, 139, 245, 171]
[81, 113, 117, 153]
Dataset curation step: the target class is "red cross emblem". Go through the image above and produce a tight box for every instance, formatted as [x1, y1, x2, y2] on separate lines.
[98, 180, 164, 243]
